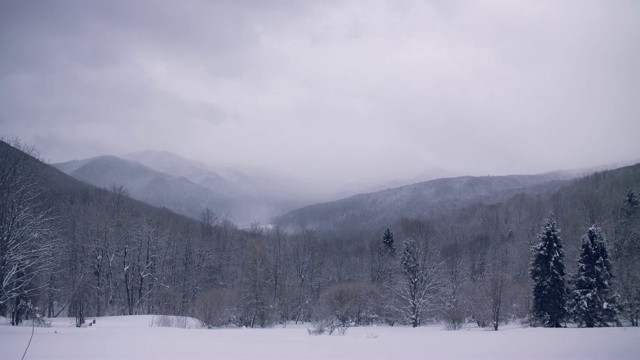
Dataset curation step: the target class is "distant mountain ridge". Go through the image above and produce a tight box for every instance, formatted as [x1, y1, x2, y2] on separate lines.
[54, 153, 312, 225]
[275, 172, 580, 232]
[55, 150, 630, 229]
[54, 155, 236, 217]
[55, 155, 223, 197]
[0, 140, 196, 223]
[123, 150, 297, 199]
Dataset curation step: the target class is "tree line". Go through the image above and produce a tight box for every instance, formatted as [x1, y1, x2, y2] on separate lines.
[1, 139, 639, 330]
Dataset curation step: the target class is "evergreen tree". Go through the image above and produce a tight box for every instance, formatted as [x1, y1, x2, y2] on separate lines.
[624, 189, 639, 211]
[572, 225, 619, 327]
[530, 218, 567, 327]
[382, 228, 396, 256]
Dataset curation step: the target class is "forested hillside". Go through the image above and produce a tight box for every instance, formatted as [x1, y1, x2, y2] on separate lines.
[1, 140, 226, 324]
[2, 139, 639, 330]
[276, 173, 576, 233]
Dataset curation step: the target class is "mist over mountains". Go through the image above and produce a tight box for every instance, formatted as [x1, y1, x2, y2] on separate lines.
[53, 149, 634, 228]
[54, 151, 312, 225]
[52, 150, 464, 225]
[123, 150, 304, 199]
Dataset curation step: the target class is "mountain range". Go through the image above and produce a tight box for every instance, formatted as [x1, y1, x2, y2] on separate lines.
[275, 172, 579, 232]
[53, 149, 635, 229]
[53, 152, 310, 225]
[52, 151, 460, 225]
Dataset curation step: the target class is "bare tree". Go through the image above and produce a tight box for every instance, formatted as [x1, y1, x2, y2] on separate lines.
[390, 237, 443, 327]
[0, 139, 58, 324]
[241, 238, 272, 328]
[613, 190, 640, 326]
[292, 229, 323, 323]
[490, 245, 509, 330]
[265, 226, 293, 323]
[441, 241, 466, 330]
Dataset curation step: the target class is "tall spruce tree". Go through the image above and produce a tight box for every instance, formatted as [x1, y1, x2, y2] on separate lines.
[572, 225, 619, 327]
[382, 228, 396, 256]
[530, 218, 568, 327]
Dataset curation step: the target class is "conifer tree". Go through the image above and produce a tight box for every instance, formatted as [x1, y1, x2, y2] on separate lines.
[530, 218, 567, 327]
[382, 228, 396, 256]
[572, 225, 619, 327]
[625, 189, 639, 211]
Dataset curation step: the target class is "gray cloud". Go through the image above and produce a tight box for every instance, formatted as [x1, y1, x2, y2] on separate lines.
[1, 0, 639, 187]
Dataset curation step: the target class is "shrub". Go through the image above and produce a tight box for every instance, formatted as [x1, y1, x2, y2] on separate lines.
[151, 315, 189, 328]
[315, 282, 379, 327]
[192, 289, 232, 328]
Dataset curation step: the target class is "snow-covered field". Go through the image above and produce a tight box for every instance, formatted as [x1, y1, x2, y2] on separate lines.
[1, 316, 638, 360]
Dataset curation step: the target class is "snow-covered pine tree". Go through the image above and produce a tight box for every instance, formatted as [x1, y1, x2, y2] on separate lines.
[572, 225, 619, 327]
[530, 218, 568, 327]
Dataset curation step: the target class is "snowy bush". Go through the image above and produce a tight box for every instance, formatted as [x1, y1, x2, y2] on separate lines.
[150, 315, 188, 329]
[33, 315, 52, 328]
[192, 289, 231, 328]
[307, 319, 349, 336]
[314, 282, 379, 327]
[306, 322, 326, 336]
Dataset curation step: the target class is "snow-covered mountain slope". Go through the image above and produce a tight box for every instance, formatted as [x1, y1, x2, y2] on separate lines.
[276, 173, 578, 231]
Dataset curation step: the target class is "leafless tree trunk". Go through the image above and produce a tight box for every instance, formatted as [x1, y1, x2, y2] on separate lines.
[491, 246, 509, 330]
[292, 229, 322, 323]
[390, 237, 443, 327]
[0, 139, 58, 322]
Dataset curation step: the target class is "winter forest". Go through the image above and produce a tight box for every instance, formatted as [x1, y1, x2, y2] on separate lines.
[2, 0, 640, 358]
[2, 138, 639, 336]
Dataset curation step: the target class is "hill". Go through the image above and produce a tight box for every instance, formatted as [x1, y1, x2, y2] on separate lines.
[276, 172, 577, 232]
[56, 152, 314, 225]
[54, 155, 236, 220]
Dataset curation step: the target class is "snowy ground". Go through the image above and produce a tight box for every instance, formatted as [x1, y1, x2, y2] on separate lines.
[1, 316, 638, 360]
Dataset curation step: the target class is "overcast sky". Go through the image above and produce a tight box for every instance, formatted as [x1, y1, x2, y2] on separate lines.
[1, 0, 639, 186]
